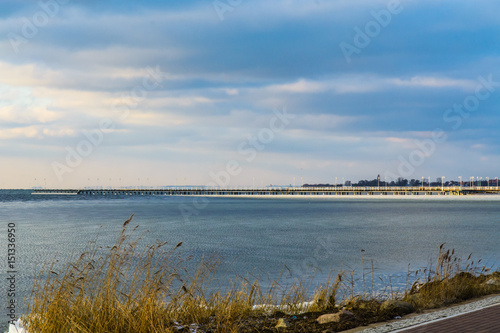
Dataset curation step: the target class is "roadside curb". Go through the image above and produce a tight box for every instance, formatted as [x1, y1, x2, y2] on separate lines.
[344, 293, 500, 333]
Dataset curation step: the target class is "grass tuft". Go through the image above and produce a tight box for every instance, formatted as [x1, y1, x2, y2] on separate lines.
[403, 245, 499, 311]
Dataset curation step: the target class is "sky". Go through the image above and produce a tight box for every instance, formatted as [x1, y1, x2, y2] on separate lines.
[1, 0, 499, 189]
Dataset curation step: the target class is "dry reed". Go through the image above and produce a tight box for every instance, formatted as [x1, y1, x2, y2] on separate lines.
[24, 215, 342, 333]
[23, 217, 499, 333]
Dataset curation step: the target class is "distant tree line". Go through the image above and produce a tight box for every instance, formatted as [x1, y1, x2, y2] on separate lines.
[303, 175, 496, 187]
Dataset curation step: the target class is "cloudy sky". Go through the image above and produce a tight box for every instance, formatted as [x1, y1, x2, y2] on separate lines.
[1, 0, 499, 189]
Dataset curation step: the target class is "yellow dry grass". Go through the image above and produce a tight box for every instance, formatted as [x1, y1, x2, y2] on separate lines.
[25, 215, 341, 333]
[24, 216, 499, 332]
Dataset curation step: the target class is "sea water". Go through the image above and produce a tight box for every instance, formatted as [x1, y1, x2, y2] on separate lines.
[1, 190, 499, 330]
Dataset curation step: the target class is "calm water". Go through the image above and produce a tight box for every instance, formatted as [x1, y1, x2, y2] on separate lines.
[1, 190, 499, 328]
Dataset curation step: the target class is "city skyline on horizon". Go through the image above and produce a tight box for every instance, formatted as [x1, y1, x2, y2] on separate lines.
[1, 1, 500, 189]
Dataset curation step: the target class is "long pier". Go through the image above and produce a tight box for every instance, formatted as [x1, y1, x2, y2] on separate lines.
[31, 186, 500, 197]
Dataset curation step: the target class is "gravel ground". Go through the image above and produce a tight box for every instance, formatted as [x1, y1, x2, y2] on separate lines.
[356, 295, 500, 333]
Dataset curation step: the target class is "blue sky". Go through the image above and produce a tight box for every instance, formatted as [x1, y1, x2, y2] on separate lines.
[1, 0, 499, 188]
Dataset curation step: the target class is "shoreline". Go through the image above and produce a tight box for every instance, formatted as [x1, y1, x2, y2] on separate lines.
[179, 194, 500, 200]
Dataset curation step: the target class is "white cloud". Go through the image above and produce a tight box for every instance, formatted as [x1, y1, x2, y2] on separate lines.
[42, 128, 76, 137]
[0, 62, 63, 87]
[295, 114, 358, 131]
[226, 0, 390, 25]
[0, 85, 60, 124]
[0, 105, 60, 124]
[123, 112, 188, 127]
[268, 79, 328, 93]
[225, 88, 239, 95]
[0, 126, 41, 139]
[263, 74, 479, 96]
[390, 76, 477, 90]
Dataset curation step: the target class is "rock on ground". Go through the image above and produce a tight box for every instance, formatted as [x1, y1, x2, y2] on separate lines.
[317, 310, 355, 324]
[275, 318, 291, 328]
